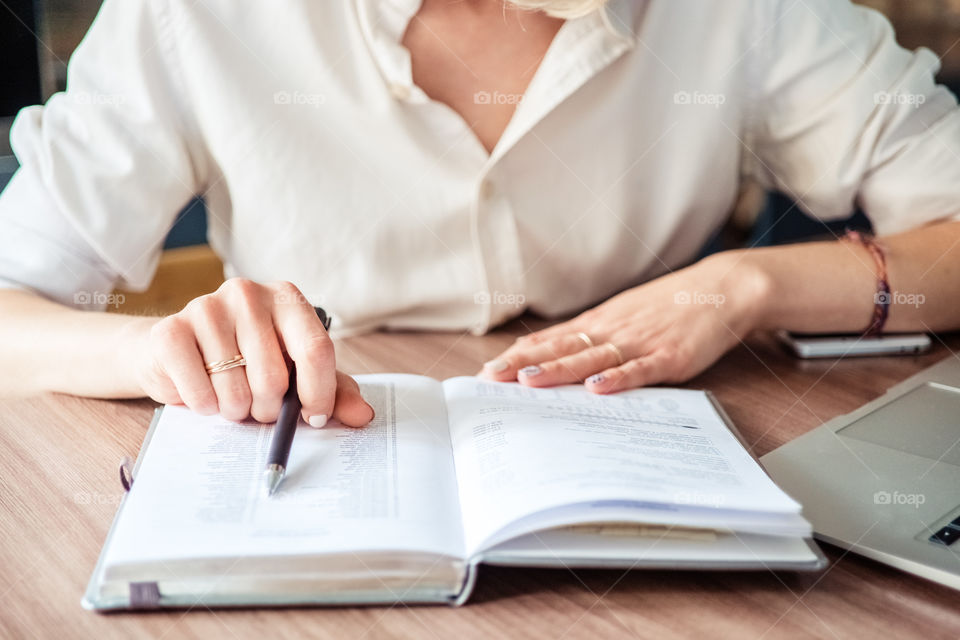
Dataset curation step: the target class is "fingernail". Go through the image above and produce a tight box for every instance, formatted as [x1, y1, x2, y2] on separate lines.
[586, 374, 605, 385]
[308, 414, 328, 428]
[484, 359, 509, 373]
[519, 365, 543, 377]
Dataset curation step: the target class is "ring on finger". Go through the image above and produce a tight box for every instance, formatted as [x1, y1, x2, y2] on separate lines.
[206, 354, 247, 375]
[603, 342, 625, 366]
[573, 332, 594, 349]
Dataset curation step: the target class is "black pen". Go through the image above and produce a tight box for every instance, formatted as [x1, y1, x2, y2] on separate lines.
[262, 307, 331, 497]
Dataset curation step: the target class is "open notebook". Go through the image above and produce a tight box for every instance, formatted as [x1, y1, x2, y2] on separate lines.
[84, 375, 824, 609]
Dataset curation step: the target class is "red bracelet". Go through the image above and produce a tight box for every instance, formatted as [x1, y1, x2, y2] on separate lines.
[842, 230, 890, 337]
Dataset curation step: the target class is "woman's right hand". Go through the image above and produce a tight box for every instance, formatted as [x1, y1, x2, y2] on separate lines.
[131, 278, 374, 427]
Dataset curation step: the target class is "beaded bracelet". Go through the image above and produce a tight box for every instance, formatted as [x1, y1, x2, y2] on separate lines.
[842, 229, 890, 337]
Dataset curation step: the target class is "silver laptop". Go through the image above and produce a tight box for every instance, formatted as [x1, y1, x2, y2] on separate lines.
[761, 355, 960, 591]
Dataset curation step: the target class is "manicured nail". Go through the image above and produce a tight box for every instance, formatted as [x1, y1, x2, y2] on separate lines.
[484, 359, 509, 373]
[586, 374, 605, 385]
[308, 414, 328, 428]
[520, 365, 543, 377]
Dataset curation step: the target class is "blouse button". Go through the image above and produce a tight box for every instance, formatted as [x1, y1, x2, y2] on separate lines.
[480, 180, 495, 200]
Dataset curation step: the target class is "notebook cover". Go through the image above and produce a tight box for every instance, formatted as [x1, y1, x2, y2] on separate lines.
[82, 407, 475, 610]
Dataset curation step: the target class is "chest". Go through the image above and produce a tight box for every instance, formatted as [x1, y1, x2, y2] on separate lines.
[400, 3, 564, 153]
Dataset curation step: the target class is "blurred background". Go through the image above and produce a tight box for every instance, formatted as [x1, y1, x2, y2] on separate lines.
[17, 0, 960, 97]
[1, 0, 959, 311]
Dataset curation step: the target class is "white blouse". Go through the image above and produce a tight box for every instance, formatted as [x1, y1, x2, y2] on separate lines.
[2, 0, 960, 335]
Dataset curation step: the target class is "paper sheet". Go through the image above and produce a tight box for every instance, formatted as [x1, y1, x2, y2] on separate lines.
[442, 378, 803, 554]
[103, 374, 465, 570]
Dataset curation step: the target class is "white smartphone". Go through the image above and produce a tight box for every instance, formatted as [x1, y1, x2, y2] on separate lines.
[777, 330, 932, 359]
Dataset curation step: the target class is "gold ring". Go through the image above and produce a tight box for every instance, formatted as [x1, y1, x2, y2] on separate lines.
[603, 342, 625, 366]
[205, 355, 247, 375]
[573, 332, 594, 349]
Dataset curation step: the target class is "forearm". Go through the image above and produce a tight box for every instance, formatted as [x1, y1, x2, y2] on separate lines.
[724, 220, 960, 334]
[0, 289, 158, 397]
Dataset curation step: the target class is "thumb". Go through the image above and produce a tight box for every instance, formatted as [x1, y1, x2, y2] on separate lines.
[331, 371, 375, 427]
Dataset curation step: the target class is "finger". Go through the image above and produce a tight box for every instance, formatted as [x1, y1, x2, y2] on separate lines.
[235, 299, 289, 423]
[481, 332, 596, 381]
[189, 296, 253, 422]
[518, 342, 627, 387]
[332, 371, 376, 427]
[270, 284, 336, 427]
[151, 317, 218, 414]
[584, 354, 672, 394]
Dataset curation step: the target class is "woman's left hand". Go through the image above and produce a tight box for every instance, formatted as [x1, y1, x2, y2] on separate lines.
[478, 252, 771, 393]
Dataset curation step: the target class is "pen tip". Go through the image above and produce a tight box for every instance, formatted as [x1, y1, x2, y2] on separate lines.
[262, 467, 284, 497]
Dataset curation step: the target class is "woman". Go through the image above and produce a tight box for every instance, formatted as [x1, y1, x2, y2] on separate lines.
[1, 0, 959, 428]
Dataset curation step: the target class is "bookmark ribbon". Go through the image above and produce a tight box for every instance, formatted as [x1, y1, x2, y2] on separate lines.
[119, 456, 134, 492]
[129, 581, 161, 608]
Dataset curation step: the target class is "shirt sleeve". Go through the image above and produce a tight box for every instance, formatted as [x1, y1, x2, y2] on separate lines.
[747, 0, 960, 237]
[0, 0, 204, 306]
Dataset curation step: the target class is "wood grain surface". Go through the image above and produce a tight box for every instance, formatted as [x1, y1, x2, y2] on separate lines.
[2, 318, 959, 639]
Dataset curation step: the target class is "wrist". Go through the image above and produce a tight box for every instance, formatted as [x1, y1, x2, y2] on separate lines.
[700, 249, 775, 335]
[114, 315, 162, 398]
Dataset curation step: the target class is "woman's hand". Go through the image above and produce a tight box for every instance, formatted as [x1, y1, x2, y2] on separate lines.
[129, 278, 374, 426]
[479, 252, 772, 393]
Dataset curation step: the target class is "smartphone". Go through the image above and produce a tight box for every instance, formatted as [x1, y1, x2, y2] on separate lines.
[777, 330, 932, 359]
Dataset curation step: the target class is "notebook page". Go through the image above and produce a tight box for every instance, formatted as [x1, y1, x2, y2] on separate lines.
[102, 374, 465, 570]
[441, 377, 803, 555]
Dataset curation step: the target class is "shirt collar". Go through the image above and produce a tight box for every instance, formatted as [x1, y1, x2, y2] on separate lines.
[355, 0, 643, 160]
[356, 0, 642, 89]
[355, 0, 422, 98]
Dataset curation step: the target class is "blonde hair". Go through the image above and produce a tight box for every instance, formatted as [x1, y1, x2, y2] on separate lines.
[506, 0, 609, 19]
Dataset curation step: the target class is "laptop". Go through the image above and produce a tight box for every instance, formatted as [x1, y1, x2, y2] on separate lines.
[761, 355, 960, 591]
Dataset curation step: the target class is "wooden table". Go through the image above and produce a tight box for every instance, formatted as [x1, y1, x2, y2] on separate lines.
[2, 319, 959, 639]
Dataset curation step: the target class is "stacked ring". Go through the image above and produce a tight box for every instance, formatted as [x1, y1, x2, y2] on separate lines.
[603, 342, 625, 366]
[574, 332, 594, 349]
[205, 355, 247, 375]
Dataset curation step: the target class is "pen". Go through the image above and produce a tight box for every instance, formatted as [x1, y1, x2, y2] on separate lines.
[262, 307, 331, 497]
